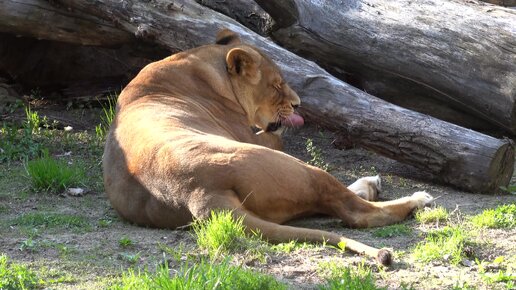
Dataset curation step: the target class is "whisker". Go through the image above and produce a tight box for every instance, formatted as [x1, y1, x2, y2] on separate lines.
[274, 110, 281, 123]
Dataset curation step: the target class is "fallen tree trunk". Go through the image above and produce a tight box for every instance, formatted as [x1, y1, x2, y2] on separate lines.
[15, 0, 515, 192]
[253, 0, 516, 134]
[0, 0, 132, 46]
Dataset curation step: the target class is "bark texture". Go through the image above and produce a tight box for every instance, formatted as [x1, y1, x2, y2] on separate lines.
[195, 0, 273, 35]
[0, 0, 132, 46]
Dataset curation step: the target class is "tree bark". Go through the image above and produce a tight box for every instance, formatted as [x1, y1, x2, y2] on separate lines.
[253, 0, 516, 134]
[14, 0, 516, 192]
[480, 0, 516, 6]
[0, 0, 132, 46]
[352, 68, 504, 134]
[194, 0, 273, 36]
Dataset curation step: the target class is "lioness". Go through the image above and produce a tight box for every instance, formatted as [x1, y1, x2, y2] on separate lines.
[103, 29, 433, 266]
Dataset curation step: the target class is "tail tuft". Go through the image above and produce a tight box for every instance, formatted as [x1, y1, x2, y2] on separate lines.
[377, 248, 392, 266]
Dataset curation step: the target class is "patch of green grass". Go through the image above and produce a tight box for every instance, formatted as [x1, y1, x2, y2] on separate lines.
[55, 244, 75, 258]
[372, 224, 412, 238]
[0, 106, 48, 163]
[25, 106, 41, 134]
[305, 138, 330, 171]
[95, 94, 117, 141]
[192, 210, 270, 263]
[398, 177, 408, 188]
[415, 206, 449, 224]
[110, 258, 286, 290]
[19, 238, 38, 252]
[0, 204, 8, 213]
[36, 266, 75, 286]
[158, 242, 194, 263]
[471, 204, 516, 229]
[119, 252, 141, 265]
[11, 212, 90, 231]
[477, 256, 516, 289]
[192, 210, 250, 257]
[118, 237, 134, 248]
[317, 260, 384, 290]
[451, 281, 477, 290]
[481, 270, 515, 288]
[98, 218, 113, 228]
[0, 254, 40, 290]
[270, 241, 298, 253]
[412, 226, 472, 265]
[499, 184, 516, 194]
[25, 150, 85, 192]
[0, 123, 43, 163]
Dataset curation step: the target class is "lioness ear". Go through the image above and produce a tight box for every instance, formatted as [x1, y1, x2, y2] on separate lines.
[216, 29, 241, 45]
[226, 48, 262, 84]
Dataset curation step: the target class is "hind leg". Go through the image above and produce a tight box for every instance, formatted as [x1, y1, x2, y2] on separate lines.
[347, 175, 381, 201]
[211, 143, 432, 228]
[190, 190, 393, 266]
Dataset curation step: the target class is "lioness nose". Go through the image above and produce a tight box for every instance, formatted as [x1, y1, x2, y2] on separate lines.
[292, 104, 300, 109]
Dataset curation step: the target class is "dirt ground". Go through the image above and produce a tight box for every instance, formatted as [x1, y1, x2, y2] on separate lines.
[0, 108, 515, 289]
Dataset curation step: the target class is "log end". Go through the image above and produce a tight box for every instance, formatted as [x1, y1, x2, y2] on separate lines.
[441, 138, 514, 193]
[486, 139, 515, 192]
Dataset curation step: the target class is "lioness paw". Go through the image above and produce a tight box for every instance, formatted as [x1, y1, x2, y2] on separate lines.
[370, 175, 382, 193]
[411, 191, 434, 208]
[348, 175, 382, 201]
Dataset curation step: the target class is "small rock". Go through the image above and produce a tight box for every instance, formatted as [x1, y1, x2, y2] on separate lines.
[67, 187, 85, 196]
[461, 259, 473, 267]
[64, 126, 73, 132]
[443, 254, 451, 261]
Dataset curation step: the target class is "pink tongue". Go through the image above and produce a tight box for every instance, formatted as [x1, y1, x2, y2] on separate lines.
[281, 113, 304, 128]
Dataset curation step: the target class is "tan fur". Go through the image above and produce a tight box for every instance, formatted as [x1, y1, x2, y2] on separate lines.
[348, 175, 382, 201]
[103, 30, 433, 266]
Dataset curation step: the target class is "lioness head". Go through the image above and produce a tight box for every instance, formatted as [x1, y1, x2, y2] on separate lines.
[217, 29, 304, 135]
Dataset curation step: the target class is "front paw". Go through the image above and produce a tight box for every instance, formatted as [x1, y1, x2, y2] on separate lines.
[411, 191, 434, 208]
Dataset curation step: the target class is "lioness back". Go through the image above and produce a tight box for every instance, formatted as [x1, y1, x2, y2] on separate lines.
[103, 31, 301, 228]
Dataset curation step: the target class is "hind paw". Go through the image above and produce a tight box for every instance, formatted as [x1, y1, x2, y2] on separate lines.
[348, 175, 381, 201]
[366, 175, 382, 194]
